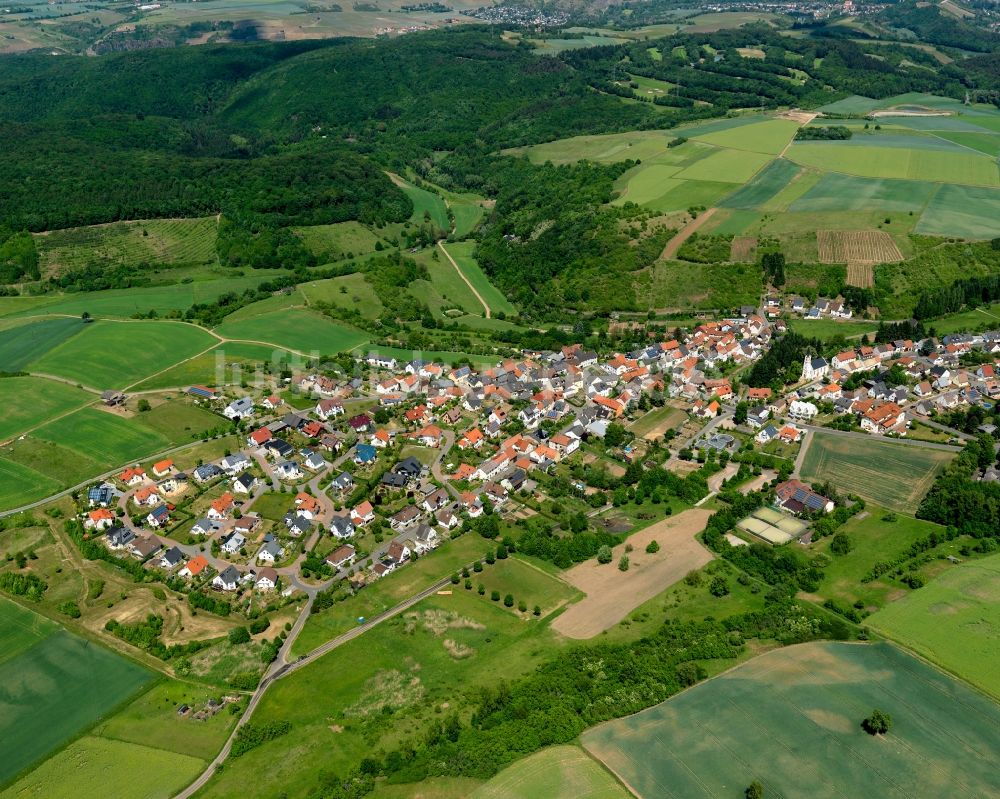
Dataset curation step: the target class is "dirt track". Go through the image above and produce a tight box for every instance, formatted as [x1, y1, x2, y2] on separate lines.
[660, 208, 717, 260]
[552, 508, 713, 639]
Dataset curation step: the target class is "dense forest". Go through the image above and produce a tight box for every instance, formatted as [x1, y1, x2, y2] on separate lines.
[3, 20, 1000, 316]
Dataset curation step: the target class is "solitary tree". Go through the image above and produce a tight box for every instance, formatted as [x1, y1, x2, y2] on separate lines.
[862, 709, 892, 736]
[618, 555, 630, 572]
[646, 540, 660, 554]
[830, 532, 853, 556]
[137, 399, 151, 412]
[597, 545, 613, 564]
[746, 781, 764, 799]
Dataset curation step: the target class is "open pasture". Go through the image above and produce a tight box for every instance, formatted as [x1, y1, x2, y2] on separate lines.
[0, 736, 205, 799]
[34, 217, 218, 275]
[0, 611, 153, 785]
[214, 308, 369, 356]
[786, 141, 1000, 186]
[395, 178, 450, 232]
[27, 319, 217, 389]
[552, 509, 713, 640]
[471, 745, 630, 799]
[474, 556, 580, 620]
[799, 432, 952, 513]
[869, 553, 1000, 698]
[582, 641, 1000, 799]
[0, 317, 86, 372]
[816, 230, 903, 263]
[0, 377, 94, 441]
[131, 341, 294, 391]
[511, 130, 675, 166]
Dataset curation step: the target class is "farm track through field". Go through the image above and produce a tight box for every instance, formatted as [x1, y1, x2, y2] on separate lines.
[660, 208, 717, 260]
[438, 241, 490, 318]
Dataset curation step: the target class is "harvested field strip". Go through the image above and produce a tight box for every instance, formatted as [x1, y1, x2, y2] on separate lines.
[552, 508, 712, 639]
[816, 230, 903, 264]
[847, 261, 874, 288]
[582, 642, 1000, 799]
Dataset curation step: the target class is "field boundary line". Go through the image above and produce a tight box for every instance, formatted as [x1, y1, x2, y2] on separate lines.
[437, 240, 490, 318]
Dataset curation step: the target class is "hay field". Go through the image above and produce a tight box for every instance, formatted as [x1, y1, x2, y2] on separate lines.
[0, 317, 86, 373]
[688, 118, 799, 155]
[582, 641, 1000, 799]
[869, 553, 1000, 698]
[551, 508, 713, 639]
[816, 230, 903, 263]
[914, 183, 1000, 238]
[471, 745, 630, 799]
[799, 433, 952, 513]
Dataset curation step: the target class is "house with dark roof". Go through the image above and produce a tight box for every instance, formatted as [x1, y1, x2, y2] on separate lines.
[774, 480, 833, 515]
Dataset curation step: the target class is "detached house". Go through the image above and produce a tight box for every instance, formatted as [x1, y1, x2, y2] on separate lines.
[213, 565, 241, 592]
[224, 397, 255, 420]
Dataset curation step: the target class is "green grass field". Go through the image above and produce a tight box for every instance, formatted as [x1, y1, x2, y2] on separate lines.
[294, 221, 382, 260]
[0, 317, 87, 372]
[799, 433, 953, 513]
[0, 455, 63, 510]
[812, 508, 949, 609]
[300, 274, 384, 319]
[214, 308, 369, 355]
[0, 736, 205, 799]
[8, 275, 283, 320]
[674, 148, 772, 184]
[200, 587, 564, 799]
[789, 172, 938, 213]
[0, 603, 153, 785]
[398, 179, 451, 232]
[636, 260, 763, 311]
[787, 141, 1000, 186]
[32, 407, 171, 469]
[868, 553, 1000, 698]
[628, 406, 686, 438]
[0, 377, 94, 440]
[0, 597, 57, 666]
[293, 534, 488, 655]
[582, 641, 1000, 799]
[130, 341, 294, 391]
[471, 745, 630, 799]
[28, 319, 216, 389]
[472, 556, 580, 619]
[136, 400, 224, 442]
[34, 217, 218, 275]
[787, 318, 877, 342]
[689, 118, 798, 155]
[719, 158, 801, 210]
[94, 679, 238, 762]
[915, 183, 1000, 238]
[440, 242, 516, 316]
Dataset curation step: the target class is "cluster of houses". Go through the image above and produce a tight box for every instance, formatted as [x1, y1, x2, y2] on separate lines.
[776, 295, 854, 321]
